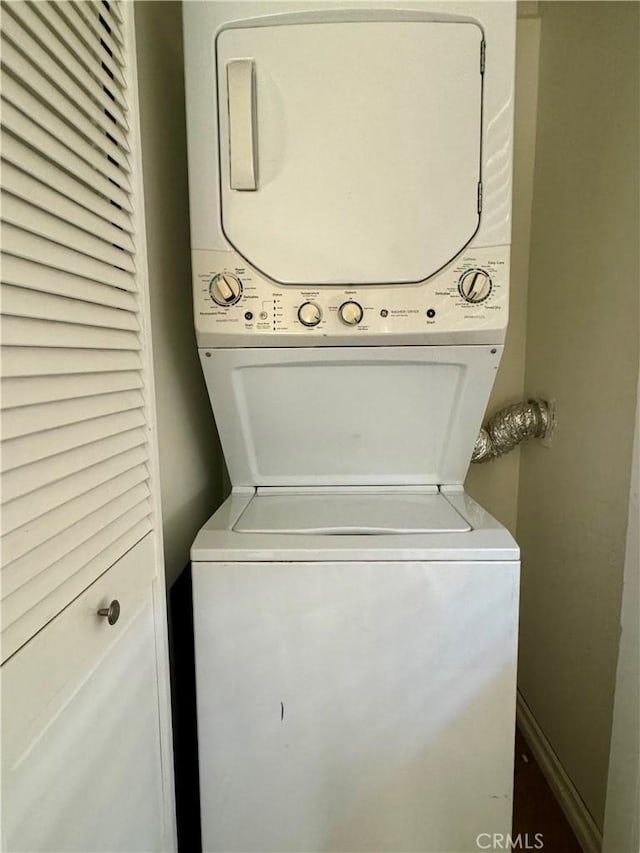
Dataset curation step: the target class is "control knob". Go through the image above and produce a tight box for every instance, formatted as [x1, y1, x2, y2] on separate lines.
[210, 272, 242, 306]
[339, 301, 364, 326]
[298, 302, 322, 327]
[458, 269, 492, 303]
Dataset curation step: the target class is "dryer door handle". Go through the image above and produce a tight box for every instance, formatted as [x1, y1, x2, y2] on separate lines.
[226, 59, 258, 191]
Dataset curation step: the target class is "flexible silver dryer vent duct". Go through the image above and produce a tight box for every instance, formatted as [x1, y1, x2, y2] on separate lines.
[472, 399, 553, 463]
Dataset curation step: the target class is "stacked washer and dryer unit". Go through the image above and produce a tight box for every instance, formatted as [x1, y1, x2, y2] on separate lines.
[184, 3, 519, 851]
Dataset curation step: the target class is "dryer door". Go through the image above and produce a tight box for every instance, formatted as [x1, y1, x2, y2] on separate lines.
[216, 19, 484, 286]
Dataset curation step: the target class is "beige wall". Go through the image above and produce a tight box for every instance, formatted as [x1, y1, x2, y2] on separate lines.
[135, 2, 224, 587]
[465, 17, 541, 535]
[603, 382, 639, 852]
[516, 1, 639, 829]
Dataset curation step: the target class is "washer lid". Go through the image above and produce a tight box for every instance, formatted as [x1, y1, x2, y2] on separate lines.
[233, 490, 471, 535]
[198, 345, 502, 488]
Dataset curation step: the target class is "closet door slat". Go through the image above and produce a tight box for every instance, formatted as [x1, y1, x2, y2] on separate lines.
[1, 285, 139, 332]
[0, 38, 129, 157]
[110, 1, 125, 25]
[1, 369, 142, 409]
[1, 194, 136, 272]
[1, 12, 129, 141]
[73, 0, 125, 56]
[2, 407, 146, 474]
[53, 1, 126, 89]
[29, 1, 128, 112]
[5, 1, 129, 126]
[2, 445, 148, 535]
[87, 0, 125, 47]
[1, 427, 147, 504]
[1, 163, 135, 251]
[0, 106, 132, 209]
[1, 315, 141, 350]
[1, 346, 141, 379]
[1, 98, 131, 205]
[2, 467, 149, 567]
[1, 389, 145, 440]
[1, 254, 137, 310]
[1, 224, 136, 291]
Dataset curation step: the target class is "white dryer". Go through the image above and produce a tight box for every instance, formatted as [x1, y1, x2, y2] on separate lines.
[183, 2, 519, 851]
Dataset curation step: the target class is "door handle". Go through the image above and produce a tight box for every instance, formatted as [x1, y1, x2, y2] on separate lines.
[97, 599, 121, 626]
[226, 59, 258, 190]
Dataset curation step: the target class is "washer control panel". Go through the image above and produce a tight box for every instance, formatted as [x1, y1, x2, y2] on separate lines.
[193, 246, 509, 346]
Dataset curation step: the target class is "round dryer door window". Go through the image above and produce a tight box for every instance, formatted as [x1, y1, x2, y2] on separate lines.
[216, 18, 484, 286]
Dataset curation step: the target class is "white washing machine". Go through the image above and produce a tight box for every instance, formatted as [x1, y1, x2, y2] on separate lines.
[183, 3, 519, 851]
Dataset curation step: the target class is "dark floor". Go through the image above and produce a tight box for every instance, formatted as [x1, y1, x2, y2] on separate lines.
[513, 728, 582, 852]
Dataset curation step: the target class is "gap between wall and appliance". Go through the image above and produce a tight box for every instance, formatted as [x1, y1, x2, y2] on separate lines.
[516, 692, 603, 852]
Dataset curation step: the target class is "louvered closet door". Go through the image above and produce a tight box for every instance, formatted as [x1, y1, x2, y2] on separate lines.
[0, 0, 152, 661]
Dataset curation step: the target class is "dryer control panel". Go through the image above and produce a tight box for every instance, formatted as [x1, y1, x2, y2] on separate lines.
[193, 246, 509, 347]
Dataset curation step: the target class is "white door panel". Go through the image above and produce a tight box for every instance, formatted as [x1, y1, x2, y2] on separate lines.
[2, 538, 166, 853]
[217, 21, 483, 285]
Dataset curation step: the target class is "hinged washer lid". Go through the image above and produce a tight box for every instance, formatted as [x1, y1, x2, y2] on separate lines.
[234, 490, 471, 535]
[198, 345, 502, 488]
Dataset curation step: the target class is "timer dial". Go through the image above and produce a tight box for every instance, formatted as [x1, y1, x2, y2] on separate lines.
[298, 302, 322, 327]
[458, 269, 492, 303]
[210, 272, 242, 306]
[339, 301, 364, 326]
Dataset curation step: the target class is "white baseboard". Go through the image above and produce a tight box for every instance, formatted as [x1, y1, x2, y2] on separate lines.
[516, 692, 602, 853]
